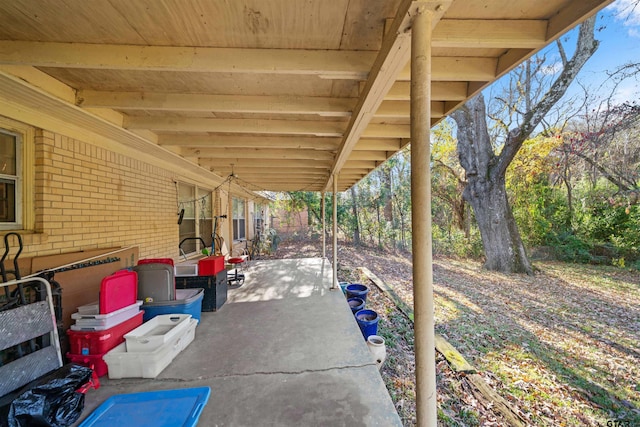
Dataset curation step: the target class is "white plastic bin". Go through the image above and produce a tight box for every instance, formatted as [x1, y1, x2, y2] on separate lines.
[104, 318, 197, 379]
[175, 264, 198, 277]
[71, 301, 142, 330]
[124, 314, 191, 352]
[76, 301, 99, 315]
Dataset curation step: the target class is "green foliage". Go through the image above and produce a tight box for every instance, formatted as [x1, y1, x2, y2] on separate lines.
[507, 136, 568, 247]
[278, 123, 640, 270]
[562, 178, 640, 264]
[545, 231, 594, 264]
[432, 224, 483, 258]
[505, 135, 639, 267]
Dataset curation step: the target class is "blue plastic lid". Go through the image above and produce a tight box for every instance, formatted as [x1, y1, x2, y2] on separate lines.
[79, 386, 211, 427]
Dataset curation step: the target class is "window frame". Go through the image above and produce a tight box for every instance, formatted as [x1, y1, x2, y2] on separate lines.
[178, 182, 214, 257]
[0, 117, 34, 232]
[232, 197, 246, 241]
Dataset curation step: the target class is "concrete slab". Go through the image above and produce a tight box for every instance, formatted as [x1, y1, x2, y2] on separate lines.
[74, 258, 401, 426]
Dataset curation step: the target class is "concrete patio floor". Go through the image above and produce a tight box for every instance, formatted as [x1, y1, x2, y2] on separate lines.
[75, 258, 402, 426]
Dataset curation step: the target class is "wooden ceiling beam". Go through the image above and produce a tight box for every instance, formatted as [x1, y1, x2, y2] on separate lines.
[353, 138, 402, 151]
[386, 81, 468, 101]
[547, 0, 613, 41]
[246, 176, 323, 182]
[362, 124, 410, 139]
[77, 91, 356, 117]
[433, 19, 547, 49]
[338, 168, 371, 175]
[200, 159, 332, 169]
[189, 148, 334, 161]
[124, 117, 345, 137]
[344, 160, 379, 169]
[157, 135, 340, 150]
[213, 168, 328, 176]
[398, 57, 498, 81]
[376, 100, 445, 119]
[348, 151, 389, 161]
[327, 0, 452, 190]
[255, 184, 324, 191]
[0, 41, 375, 79]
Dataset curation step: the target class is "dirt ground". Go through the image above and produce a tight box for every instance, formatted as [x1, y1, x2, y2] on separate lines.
[261, 234, 640, 427]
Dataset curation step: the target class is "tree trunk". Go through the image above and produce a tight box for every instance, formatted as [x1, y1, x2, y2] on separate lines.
[451, 16, 598, 274]
[561, 151, 574, 227]
[381, 165, 393, 222]
[453, 94, 534, 275]
[350, 186, 361, 246]
[465, 174, 533, 274]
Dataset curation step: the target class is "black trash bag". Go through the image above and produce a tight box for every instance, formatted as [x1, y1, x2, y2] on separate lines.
[2, 364, 93, 427]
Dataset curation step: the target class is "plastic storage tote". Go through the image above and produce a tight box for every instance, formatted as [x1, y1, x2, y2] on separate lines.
[71, 301, 143, 331]
[141, 288, 204, 322]
[104, 318, 197, 379]
[175, 270, 227, 312]
[124, 314, 192, 352]
[78, 387, 211, 427]
[77, 301, 99, 315]
[99, 270, 138, 314]
[68, 311, 144, 354]
[174, 263, 198, 276]
[138, 258, 174, 267]
[133, 263, 175, 302]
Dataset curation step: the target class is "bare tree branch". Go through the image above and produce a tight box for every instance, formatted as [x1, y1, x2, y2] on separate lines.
[495, 15, 599, 179]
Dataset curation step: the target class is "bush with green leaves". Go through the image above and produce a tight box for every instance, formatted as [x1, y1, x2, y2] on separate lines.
[432, 224, 483, 259]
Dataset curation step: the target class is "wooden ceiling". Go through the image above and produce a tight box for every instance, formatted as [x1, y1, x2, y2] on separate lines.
[0, 0, 612, 193]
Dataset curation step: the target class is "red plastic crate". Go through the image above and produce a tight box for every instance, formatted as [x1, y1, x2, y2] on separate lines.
[138, 258, 174, 267]
[198, 256, 225, 276]
[66, 352, 110, 377]
[67, 311, 144, 355]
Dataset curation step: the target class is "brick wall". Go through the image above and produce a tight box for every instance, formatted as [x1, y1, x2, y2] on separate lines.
[25, 129, 179, 259]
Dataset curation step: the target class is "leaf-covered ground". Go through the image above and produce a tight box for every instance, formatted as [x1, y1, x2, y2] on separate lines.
[262, 235, 640, 426]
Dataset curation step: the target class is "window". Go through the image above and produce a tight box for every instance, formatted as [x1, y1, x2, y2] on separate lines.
[178, 183, 196, 255]
[0, 129, 21, 230]
[232, 197, 245, 241]
[198, 188, 212, 249]
[254, 204, 264, 237]
[178, 183, 213, 257]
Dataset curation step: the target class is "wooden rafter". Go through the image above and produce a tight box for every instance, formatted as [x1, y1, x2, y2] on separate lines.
[77, 91, 356, 117]
[326, 0, 452, 190]
[124, 117, 345, 137]
[158, 135, 340, 150]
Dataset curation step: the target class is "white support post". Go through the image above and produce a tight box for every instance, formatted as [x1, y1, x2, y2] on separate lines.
[411, 8, 436, 427]
[331, 176, 338, 289]
[321, 191, 326, 259]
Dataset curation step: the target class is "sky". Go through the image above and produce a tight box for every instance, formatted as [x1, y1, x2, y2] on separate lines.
[479, 0, 640, 131]
[562, 0, 640, 102]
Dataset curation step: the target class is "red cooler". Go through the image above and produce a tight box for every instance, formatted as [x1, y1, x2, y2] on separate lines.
[198, 256, 225, 276]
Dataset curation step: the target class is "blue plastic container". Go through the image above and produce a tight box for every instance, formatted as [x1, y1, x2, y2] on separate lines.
[79, 386, 211, 427]
[347, 297, 365, 314]
[355, 309, 379, 339]
[346, 284, 369, 301]
[142, 288, 204, 322]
